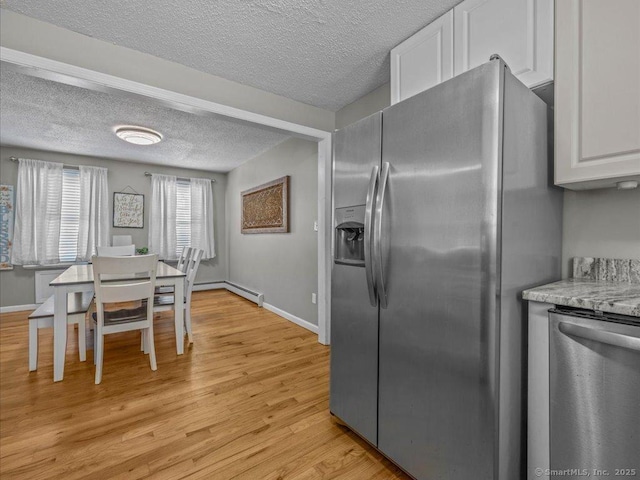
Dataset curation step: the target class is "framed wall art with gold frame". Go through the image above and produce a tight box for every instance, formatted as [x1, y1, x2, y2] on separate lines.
[241, 176, 289, 234]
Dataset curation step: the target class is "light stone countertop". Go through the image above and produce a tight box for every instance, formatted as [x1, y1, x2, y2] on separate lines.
[523, 278, 640, 317]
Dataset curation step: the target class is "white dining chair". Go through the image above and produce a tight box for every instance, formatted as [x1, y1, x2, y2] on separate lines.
[96, 244, 135, 256]
[112, 235, 133, 246]
[91, 254, 159, 384]
[176, 246, 192, 273]
[154, 248, 203, 344]
[155, 247, 191, 295]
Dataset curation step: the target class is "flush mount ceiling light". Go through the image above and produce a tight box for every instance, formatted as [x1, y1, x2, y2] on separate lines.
[115, 126, 163, 145]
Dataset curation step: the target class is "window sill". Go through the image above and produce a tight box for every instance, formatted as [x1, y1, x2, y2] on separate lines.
[23, 262, 89, 270]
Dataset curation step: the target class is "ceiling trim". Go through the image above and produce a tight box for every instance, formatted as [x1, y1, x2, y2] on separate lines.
[0, 9, 335, 130]
[0, 45, 333, 345]
[0, 46, 331, 141]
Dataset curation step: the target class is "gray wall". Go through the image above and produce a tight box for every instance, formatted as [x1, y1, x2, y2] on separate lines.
[562, 187, 640, 276]
[335, 83, 640, 279]
[226, 138, 318, 325]
[335, 83, 390, 130]
[0, 145, 228, 307]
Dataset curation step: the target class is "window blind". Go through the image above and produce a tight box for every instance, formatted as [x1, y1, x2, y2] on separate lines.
[176, 180, 191, 258]
[59, 168, 80, 263]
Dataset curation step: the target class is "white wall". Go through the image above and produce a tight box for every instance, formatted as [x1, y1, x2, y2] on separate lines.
[0, 145, 227, 307]
[226, 138, 319, 325]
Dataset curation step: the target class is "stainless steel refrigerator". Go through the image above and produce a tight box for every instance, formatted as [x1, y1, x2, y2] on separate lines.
[330, 58, 563, 480]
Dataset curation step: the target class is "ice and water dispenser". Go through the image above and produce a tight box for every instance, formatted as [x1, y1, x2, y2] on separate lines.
[334, 205, 365, 267]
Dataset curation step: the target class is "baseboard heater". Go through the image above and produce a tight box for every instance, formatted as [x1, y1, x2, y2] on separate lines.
[186, 281, 319, 334]
[224, 282, 264, 307]
[193, 281, 264, 307]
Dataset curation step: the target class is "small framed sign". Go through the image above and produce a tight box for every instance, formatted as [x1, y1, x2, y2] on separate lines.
[113, 192, 144, 228]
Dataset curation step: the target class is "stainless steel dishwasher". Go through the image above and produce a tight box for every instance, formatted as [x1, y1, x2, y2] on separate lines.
[549, 308, 640, 478]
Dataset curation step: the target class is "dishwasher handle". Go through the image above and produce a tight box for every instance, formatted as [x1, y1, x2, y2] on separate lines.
[559, 321, 640, 352]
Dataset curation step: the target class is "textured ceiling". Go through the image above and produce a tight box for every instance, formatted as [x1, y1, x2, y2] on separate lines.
[1, 0, 462, 111]
[0, 68, 290, 172]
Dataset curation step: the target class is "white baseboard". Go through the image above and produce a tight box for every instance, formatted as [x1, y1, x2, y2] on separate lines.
[1, 283, 318, 342]
[192, 282, 317, 335]
[225, 282, 264, 307]
[193, 281, 264, 307]
[193, 282, 227, 291]
[263, 302, 319, 334]
[1, 282, 227, 313]
[0, 304, 38, 314]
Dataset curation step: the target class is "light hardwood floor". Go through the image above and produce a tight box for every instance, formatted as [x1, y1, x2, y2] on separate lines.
[0, 290, 409, 479]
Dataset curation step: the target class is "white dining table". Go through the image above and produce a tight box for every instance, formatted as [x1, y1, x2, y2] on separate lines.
[49, 263, 186, 382]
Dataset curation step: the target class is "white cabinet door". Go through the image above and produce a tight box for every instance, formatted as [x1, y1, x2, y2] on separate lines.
[453, 0, 553, 88]
[390, 10, 453, 105]
[555, 0, 640, 189]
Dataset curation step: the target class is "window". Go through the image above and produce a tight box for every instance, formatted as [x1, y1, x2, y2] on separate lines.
[175, 180, 192, 258]
[12, 159, 108, 266]
[59, 168, 80, 263]
[149, 175, 214, 261]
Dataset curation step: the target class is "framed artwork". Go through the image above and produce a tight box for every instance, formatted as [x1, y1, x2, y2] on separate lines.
[0, 184, 14, 270]
[113, 192, 144, 228]
[241, 176, 289, 234]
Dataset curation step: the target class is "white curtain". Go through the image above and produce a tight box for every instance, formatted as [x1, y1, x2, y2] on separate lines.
[77, 165, 109, 261]
[148, 174, 177, 260]
[190, 177, 216, 260]
[11, 158, 64, 265]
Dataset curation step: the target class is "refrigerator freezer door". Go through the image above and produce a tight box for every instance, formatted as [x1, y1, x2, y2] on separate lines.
[377, 61, 503, 479]
[332, 112, 383, 210]
[330, 112, 382, 445]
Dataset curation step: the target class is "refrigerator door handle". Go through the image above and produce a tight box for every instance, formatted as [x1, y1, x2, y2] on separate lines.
[374, 162, 390, 309]
[364, 165, 379, 307]
[559, 321, 640, 351]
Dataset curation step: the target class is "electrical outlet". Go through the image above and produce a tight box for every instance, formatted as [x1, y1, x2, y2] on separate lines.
[311, 293, 317, 304]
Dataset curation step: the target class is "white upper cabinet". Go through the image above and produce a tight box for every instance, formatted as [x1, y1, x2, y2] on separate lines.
[453, 0, 554, 88]
[391, 0, 553, 105]
[555, 0, 640, 189]
[390, 11, 454, 105]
